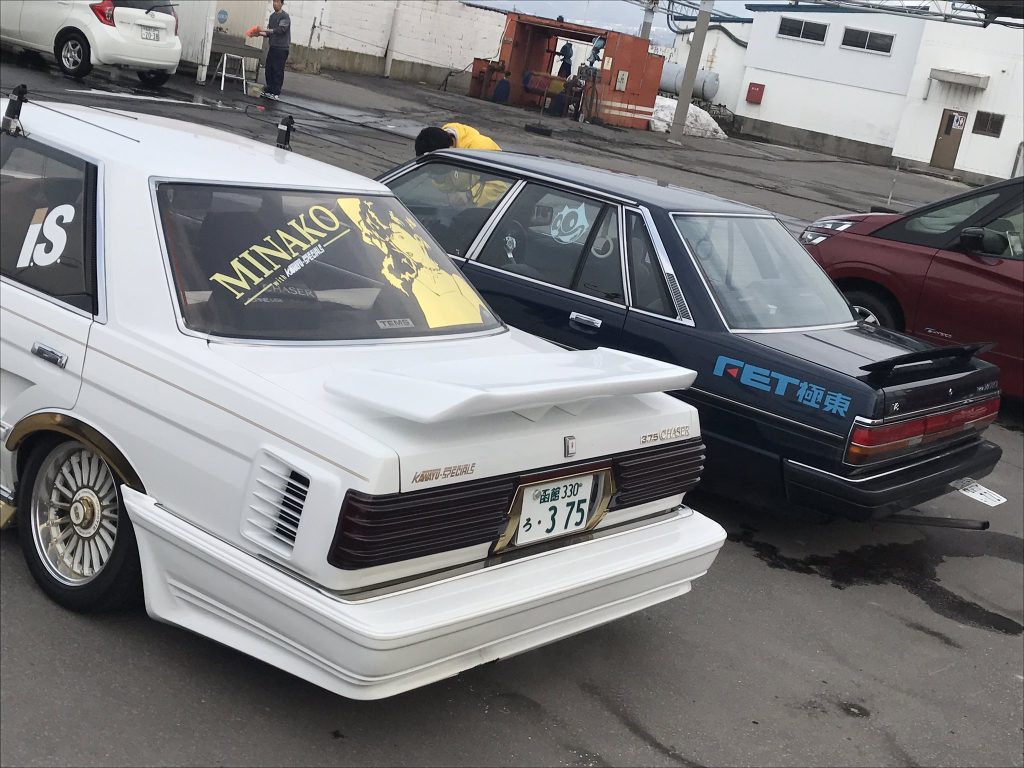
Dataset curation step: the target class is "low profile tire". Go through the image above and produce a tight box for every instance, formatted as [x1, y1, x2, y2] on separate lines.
[55, 32, 92, 78]
[137, 70, 170, 87]
[844, 289, 897, 329]
[18, 438, 142, 612]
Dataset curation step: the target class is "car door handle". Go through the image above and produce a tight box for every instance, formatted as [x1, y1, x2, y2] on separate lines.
[32, 343, 68, 369]
[569, 312, 602, 329]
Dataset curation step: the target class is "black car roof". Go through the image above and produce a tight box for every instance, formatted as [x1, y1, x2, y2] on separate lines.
[426, 150, 766, 215]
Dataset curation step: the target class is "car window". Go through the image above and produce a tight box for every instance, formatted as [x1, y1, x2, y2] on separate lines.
[477, 184, 605, 290]
[0, 136, 97, 313]
[876, 189, 1004, 248]
[988, 201, 1023, 259]
[112, 0, 175, 14]
[155, 184, 502, 341]
[675, 215, 854, 329]
[625, 212, 675, 316]
[387, 163, 514, 257]
[573, 207, 623, 301]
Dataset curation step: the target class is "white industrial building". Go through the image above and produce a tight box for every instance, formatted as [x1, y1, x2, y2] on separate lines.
[671, 2, 1024, 182]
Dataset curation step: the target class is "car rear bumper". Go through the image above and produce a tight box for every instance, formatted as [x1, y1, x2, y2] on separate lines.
[124, 487, 725, 700]
[783, 439, 1002, 520]
[91, 29, 181, 71]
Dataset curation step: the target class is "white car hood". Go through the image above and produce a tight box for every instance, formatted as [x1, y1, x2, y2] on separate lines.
[212, 329, 699, 492]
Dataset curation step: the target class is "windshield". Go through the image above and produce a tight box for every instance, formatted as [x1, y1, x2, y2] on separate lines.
[674, 215, 855, 330]
[156, 184, 502, 341]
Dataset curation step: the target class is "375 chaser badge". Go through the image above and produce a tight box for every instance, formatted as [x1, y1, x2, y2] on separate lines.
[640, 425, 690, 445]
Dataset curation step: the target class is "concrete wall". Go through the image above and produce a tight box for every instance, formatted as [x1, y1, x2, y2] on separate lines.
[670, 26, 749, 110]
[891, 22, 1024, 180]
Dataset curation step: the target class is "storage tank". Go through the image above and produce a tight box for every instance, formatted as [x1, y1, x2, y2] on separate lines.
[659, 63, 720, 101]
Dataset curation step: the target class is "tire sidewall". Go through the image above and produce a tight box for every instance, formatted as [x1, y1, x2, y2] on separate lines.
[17, 438, 141, 612]
[845, 290, 896, 329]
[55, 32, 92, 78]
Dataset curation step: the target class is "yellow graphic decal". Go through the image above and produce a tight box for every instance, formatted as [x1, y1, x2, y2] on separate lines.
[337, 198, 487, 329]
[207, 201, 351, 303]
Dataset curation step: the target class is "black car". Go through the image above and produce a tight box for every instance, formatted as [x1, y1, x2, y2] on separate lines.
[380, 151, 1003, 520]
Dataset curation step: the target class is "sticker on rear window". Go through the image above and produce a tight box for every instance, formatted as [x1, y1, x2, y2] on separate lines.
[376, 318, 414, 329]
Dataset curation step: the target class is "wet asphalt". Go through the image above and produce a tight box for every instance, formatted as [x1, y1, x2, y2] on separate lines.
[0, 53, 1021, 768]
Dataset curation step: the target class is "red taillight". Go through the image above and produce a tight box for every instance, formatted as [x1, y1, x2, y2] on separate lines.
[847, 397, 999, 465]
[90, 0, 116, 26]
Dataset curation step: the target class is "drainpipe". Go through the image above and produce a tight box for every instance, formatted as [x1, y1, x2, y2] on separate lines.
[384, 0, 402, 78]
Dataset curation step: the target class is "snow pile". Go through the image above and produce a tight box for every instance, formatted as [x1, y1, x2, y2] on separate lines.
[649, 95, 726, 139]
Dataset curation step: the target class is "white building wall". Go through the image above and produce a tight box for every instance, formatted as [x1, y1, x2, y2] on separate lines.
[387, 0, 504, 71]
[670, 26, 750, 109]
[892, 22, 1024, 179]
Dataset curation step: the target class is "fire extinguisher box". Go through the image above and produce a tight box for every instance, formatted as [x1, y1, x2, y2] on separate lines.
[746, 82, 765, 104]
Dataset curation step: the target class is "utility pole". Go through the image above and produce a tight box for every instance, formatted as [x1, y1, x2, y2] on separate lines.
[669, 0, 714, 143]
[639, 0, 657, 40]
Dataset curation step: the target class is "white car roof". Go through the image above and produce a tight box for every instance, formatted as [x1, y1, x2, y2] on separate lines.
[1, 98, 389, 193]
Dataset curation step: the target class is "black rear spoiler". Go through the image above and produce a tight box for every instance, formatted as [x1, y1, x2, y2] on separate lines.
[860, 342, 995, 381]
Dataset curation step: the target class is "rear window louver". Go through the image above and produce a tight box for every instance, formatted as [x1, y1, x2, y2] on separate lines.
[328, 437, 705, 569]
[244, 459, 310, 557]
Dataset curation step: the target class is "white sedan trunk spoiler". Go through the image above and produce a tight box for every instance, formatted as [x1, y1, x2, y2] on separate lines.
[324, 348, 697, 423]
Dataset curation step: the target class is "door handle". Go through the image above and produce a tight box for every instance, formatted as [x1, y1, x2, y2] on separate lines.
[32, 343, 68, 369]
[569, 311, 602, 329]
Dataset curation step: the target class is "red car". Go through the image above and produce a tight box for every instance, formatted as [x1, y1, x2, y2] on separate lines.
[801, 178, 1023, 399]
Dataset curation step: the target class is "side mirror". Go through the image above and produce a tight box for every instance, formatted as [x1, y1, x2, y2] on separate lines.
[960, 227, 1008, 256]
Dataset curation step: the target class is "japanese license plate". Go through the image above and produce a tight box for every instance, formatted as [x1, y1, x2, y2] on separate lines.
[141, 28, 160, 41]
[515, 473, 595, 546]
[950, 478, 1006, 507]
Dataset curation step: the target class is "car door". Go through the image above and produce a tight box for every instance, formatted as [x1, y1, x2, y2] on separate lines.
[0, 134, 98, 496]
[0, 0, 25, 44]
[19, 0, 71, 50]
[462, 182, 627, 350]
[913, 194, 1024, 391]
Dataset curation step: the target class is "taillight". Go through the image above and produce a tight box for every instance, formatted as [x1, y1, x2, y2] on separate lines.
[90, 0, 116, 26]
[846, 397, 999, 465]
[171, 6, 179, 35]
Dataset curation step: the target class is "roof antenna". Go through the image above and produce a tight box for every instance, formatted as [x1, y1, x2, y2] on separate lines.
[3, 84, 28, 137]
[277, 114, 294, 151]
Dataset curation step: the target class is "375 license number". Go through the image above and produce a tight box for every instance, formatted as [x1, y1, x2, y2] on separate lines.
[515, 473, 596, 546]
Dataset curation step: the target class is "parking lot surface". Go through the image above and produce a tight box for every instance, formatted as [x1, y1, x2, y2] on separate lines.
[1, 55, 1021, 768]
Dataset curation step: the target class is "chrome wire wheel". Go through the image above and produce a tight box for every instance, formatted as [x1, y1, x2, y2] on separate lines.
[30, 443, 119, 586]
[60, 39, 83, 70]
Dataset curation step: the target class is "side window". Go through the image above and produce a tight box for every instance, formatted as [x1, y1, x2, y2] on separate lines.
[625, 212, 675, 316]
[876, 190, 1002, 248]
[573, 207, 623, 301]
[477, 183, 605, 290]
[0, 137, 96, 313]
[387, 163, 514, 257]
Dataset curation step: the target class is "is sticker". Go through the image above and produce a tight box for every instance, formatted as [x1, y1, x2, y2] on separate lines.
[376, 318, 414, 329]
[17, 204, 75, 268]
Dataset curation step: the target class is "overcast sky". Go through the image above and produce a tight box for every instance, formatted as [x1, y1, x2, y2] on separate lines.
[467, 0, 758, 44]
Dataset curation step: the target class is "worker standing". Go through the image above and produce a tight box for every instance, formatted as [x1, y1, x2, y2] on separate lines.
[258, 0, 291, 100]
[556, 41, 573, 78]
[414, 123, 501, 155]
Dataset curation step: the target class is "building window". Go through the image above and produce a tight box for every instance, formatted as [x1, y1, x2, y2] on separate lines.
[841, 27, 895, 53]
[973, 111, 1004, 138]
[777, 17, 828, 43]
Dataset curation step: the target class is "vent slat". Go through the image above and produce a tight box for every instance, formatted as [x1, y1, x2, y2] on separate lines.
[246, 463, 310, 553]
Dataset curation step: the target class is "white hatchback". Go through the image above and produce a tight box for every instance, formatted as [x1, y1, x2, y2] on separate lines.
[0, 95, 726, 699]
[0, 0, 181, 86]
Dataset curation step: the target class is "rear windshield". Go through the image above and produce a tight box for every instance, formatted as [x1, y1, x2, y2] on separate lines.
[155, 184, 502, 341]
[674, 215, 854, 330]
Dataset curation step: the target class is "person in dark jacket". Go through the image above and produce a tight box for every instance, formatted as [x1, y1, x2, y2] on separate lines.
[259, 0, 291, 100]
[491, 72, 511, 104]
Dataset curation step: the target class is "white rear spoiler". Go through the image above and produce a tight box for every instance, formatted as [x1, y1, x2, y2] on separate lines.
[324, 348, 696, 423]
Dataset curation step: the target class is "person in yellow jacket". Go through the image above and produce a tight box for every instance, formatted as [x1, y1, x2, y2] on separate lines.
[414, 123, 507, 207]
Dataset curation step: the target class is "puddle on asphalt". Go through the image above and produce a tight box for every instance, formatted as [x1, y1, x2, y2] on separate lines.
[727, 527, 1023, 636]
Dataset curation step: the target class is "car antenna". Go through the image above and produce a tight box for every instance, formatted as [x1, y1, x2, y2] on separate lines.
[277, 114, 295, 151]
[2, 84, 28, 137]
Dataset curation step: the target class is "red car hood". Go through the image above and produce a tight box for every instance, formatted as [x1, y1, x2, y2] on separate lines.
[814, 212, 902, 235]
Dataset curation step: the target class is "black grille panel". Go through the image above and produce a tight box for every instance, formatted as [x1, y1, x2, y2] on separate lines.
[328, 437, 705, 569]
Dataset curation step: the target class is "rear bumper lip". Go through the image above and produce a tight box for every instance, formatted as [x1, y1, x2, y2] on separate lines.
[784, 439, 1002, 519]
[124, 487, 725, 700]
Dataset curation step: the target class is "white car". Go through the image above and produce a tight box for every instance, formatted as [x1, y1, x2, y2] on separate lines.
[0, 0, 181, 86]
[0, 95, 726, 699]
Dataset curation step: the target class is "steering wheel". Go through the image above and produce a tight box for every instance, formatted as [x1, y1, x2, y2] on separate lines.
[499, 221, 529, 264]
